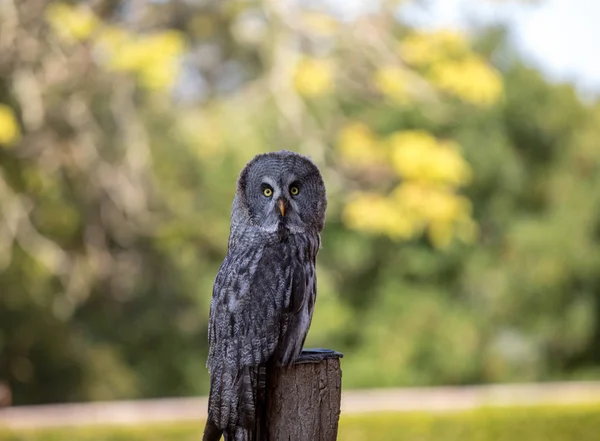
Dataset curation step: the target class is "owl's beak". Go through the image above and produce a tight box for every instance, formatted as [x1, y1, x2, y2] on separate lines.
[278, 198, 286, 217]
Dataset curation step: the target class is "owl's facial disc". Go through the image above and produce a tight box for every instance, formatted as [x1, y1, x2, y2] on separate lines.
[255, 177, 306, 233]
[237, 150, 326, 234]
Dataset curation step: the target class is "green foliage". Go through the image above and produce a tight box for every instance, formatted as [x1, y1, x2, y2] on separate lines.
[339, 405, 600, 441]
[2, 0, 600, 405]
[3, 405, 600, 441]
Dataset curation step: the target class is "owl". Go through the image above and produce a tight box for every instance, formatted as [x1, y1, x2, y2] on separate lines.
[202, 150, 327, 441]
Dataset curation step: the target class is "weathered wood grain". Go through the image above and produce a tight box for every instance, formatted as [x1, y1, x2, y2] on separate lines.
[264, 349, 343, 441]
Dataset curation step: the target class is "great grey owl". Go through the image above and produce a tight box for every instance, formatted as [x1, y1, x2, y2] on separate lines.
[202, 150, 327, 441]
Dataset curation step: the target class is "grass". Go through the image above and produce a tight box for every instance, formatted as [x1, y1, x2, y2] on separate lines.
[2, 404, 600, 440]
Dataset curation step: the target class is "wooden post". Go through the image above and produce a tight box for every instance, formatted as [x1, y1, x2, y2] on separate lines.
[264, 349, 343, 441]
[0, 382, 11, 407]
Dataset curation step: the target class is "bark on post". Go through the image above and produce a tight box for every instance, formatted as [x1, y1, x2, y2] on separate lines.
[265, 349, 343, 441]
[0, 383, 11, 407]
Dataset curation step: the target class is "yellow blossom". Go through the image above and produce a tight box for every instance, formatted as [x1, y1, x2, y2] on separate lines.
[429, 55, 503, 106]
[342, 184, 476, 248]
[45, 3, 99, 42]
[102, 37, 148, 73]
[139, 62, 178, 91]
[427, 211, 477, 249]
[389, 130, 438, 181]
[429, 141, 473, 186]
[393, 182, 476, 247]
[388, 131, 472, 186]
[98, 29, 185, 91]
[392, 183, 466, 222]
[399, 29, 469, 67]
[337, 122, 385, 165]
[424, 189, 470, 223]
[392, 182, 430, 218]
[373, 66, 410, 103]
[0, 105, 20, 146]
[95, 26, 129, 51]
[293, 58, 334, 97]
[343, 193, 416, 239]
[398, 29, 503, 106]
[339, 123, 477, 247]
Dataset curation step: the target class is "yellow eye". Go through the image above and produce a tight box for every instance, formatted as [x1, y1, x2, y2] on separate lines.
[290, 186, 299, 196]
[263, 188, 273, 197]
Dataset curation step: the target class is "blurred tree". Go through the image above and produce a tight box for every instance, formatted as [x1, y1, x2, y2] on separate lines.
[1, 0, 600, 405]
[0, 0, 210, 403]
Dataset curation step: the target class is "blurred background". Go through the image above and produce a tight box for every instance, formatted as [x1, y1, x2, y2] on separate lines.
[2, 0, 600, 439]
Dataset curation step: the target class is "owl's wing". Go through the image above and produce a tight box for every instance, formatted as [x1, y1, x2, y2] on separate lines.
[206, 243, 298, 432]
[209, 244, 297, 369]
[290, 260, 308, 314]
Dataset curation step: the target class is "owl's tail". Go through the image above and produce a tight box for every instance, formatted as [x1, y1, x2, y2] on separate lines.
[202, 420, 222, 441]
[203, 365, 265, 441]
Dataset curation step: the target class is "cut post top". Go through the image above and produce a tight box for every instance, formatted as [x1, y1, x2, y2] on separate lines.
[294, 348, 344, 365]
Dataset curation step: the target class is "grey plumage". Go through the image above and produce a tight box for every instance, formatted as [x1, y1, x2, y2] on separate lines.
[203, 150, 327, 441]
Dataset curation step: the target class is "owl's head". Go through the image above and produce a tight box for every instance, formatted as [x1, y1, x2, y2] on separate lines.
[233, 150, 327, 234]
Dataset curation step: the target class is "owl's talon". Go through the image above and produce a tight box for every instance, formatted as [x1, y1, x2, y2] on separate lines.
[294, 348, 344, 365]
